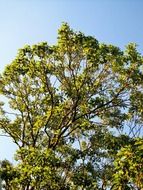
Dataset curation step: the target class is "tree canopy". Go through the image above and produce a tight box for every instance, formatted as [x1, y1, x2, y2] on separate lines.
[0, 23, 143, 190]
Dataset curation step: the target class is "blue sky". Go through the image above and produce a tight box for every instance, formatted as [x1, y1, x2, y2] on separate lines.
[0, 0, 143, 162]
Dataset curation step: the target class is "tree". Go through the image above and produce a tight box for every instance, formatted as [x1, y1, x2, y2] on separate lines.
[112, 138, 143, 190]
[0, 23, 143, 189]
[0, 160, 18, 190]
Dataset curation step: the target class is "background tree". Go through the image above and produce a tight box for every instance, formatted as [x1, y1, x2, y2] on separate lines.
[112, 138, 143, 190]
[0, 159, 18, 190]
[0, 23, 143, 189]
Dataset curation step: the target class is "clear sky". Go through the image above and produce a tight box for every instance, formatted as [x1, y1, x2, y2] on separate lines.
[0, 0, 143, 162]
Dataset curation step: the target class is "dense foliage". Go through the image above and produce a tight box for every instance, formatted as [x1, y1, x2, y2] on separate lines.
[0, 23, 143, 189]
